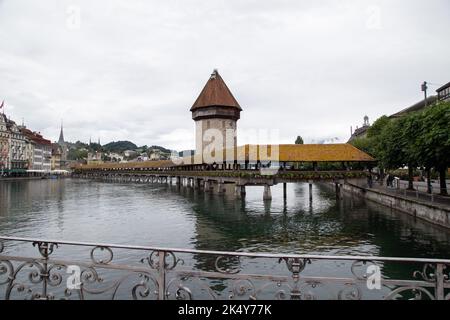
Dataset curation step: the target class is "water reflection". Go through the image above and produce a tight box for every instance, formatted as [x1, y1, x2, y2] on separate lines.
[1, 179, 449, 258]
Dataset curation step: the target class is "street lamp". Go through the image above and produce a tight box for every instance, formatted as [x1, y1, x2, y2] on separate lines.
[421, 81, 428, 107]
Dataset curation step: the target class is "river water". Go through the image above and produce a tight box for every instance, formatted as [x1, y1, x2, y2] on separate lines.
[0, 178, 449, 299]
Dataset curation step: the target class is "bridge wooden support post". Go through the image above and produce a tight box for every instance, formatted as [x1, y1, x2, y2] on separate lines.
[235, 185, 240, 198]
[263, 185, 272, 201]
[335, 182, 340, 200]
[308, 180, 313, 202]
[217, 181, 225, 195]
[313, 162, 318, 171]
[283, 183, 287, 200]
[209, 180, 215, 193]
[193, 178, 200, 189]
[204, 180, 211, 193]
[235, 185, 246, 198]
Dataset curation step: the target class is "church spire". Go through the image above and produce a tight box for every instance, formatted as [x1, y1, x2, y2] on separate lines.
[58, 119, 65, 144]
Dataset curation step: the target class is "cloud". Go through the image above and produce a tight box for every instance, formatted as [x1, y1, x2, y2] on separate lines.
[1, 0, 449, 150]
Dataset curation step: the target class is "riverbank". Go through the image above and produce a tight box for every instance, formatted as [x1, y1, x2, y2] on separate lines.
[0, 176, 68, 182]
[343, 180, 450, 229]
[0, 176, 45, 182]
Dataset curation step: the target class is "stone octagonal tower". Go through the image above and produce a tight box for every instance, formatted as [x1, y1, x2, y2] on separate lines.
[191, 69, 242, 162]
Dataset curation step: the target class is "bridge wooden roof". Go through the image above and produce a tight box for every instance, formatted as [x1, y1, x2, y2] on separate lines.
[190, 70, 242, 111]
[76, 144, 374, 170]
[241, 144, 375, 162]
[182, 144, 374, 164]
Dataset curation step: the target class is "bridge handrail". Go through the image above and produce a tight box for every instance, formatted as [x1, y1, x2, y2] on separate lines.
[1, 235, 449, 264]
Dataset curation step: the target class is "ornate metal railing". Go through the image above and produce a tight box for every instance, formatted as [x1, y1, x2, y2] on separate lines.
[1, 236, 449, 300]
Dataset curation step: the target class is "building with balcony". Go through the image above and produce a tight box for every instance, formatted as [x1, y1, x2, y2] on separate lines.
[0, 114, 9, 173]
[0, 114, 28, 174]
[20, 128, 52, 171]
[436, 82, 450, 102]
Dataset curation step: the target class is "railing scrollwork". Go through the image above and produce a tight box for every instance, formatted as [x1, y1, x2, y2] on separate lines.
[0, 236, 449, 300]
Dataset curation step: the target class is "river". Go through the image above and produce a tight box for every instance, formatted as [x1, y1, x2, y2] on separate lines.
[0, 178, 449, 299]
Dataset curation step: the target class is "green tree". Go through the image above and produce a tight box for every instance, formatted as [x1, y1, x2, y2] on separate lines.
[367, 115, 390, 138]
[398, 113, 422, 189]
[68, 148, 88, 161]
[295, 136, 304, 144]
[377, 119, 406, 170]
[366, 115, 391, 165]
[350, 103, 449, 194]
[414, 101, 450, 195]
[349, 137, 373, 156]
[89, 142, 102, 152]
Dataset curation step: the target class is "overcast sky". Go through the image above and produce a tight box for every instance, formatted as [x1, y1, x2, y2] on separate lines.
[1, 0, 449, 150]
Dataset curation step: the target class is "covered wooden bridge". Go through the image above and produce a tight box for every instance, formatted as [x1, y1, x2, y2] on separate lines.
[73, 143, 375, 201]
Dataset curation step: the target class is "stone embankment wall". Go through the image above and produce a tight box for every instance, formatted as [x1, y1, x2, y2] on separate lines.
[343, 179, 450, 229]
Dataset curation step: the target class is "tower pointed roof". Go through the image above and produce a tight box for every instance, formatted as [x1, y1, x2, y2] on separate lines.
[58, 120, 65, 144]
[190, 69, 242, 111]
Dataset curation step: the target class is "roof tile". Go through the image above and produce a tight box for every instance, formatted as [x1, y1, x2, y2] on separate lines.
[191, 70, 242, 111]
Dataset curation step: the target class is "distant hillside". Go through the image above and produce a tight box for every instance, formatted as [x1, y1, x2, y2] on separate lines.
[103, 141, 138, 153]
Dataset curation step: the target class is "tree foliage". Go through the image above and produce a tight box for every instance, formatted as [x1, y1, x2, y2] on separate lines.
[414, 102, 450, 170]
[349, 137, 373, 156]
[350, 101, 450, 194]
[67, 148, 88, 160]
[295, 136, 304, 144]
[102, 140, 138, 153]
